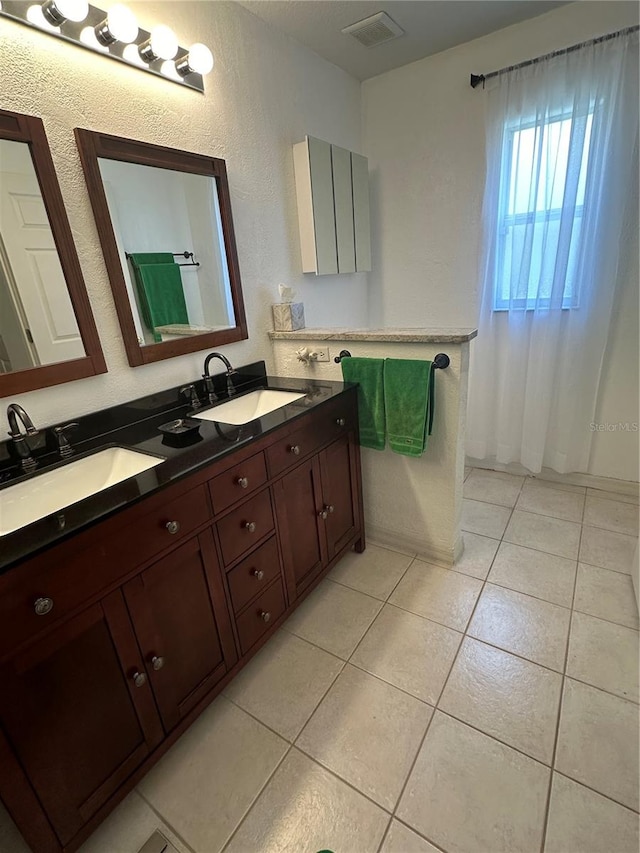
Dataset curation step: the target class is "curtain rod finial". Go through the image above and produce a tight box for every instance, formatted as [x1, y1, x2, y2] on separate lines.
[470, 73, 485, 89]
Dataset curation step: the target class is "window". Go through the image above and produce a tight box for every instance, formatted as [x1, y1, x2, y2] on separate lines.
[494, 109, 594, 310]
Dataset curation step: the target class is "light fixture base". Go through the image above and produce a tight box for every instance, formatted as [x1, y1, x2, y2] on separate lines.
[1, 0, 206, 93]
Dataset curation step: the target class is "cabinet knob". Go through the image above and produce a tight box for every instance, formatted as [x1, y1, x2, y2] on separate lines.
[132, 671, 147, 688]
[336, 418, 346, 427]
[166, 520, 180, 535]
[34, 597, 54, 616]
[260, 611, 271, 623]
[252, 569, 265, 580]
[318, 508, 328, 520]
[151, 655, 165, 671]
[326, 504, 335, 514]
[244, 521, 257, 533]
[237, 476, 249, 489]
[289, 445, 300, 456]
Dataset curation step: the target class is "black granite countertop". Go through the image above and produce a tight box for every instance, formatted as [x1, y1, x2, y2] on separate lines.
[0, 362, 354, 573]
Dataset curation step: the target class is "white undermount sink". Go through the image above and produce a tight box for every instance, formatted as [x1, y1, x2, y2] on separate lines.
[0, 447, 164, 536]
[193, 389, 307, 425]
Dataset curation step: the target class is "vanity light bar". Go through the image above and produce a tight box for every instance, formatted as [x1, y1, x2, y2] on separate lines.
[0, 1, 213, 93]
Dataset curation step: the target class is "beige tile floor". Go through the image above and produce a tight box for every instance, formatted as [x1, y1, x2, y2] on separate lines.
[1, 471, 639, 853]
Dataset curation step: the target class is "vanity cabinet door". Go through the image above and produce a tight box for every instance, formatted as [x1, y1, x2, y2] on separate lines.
[319, 433, 359, 561]
[0, 592, 163, 847]
[123, 530, 237, 732]
[274, 456, 327, 595]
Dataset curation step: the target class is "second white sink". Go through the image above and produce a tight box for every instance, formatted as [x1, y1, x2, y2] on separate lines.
[194, 389, 306, 425]
[0, 447, 164, 536]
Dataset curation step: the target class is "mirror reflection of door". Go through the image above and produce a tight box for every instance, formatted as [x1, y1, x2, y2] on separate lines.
[0, 139, 85, 372]
[97, 158, 236, 346]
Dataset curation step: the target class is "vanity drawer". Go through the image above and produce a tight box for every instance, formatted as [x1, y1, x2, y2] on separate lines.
[320, 394, 357, 440]
[0, 484, 210, 658]
[120, 484, 210, 570]
[235, 579, 286, 656]
[217, 489, 275, 566]
[227, 536, 281, 615]
[209, 452, 268, 516]
[266, 416, 324, 477]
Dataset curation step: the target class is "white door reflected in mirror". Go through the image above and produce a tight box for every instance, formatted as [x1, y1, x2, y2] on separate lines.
[0, 139, 85, 374]
[98, 158, 236, 347]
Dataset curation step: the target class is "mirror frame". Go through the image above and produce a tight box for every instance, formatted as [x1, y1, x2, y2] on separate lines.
[74, 129, 248, 367]
[0, 109, 107, 396]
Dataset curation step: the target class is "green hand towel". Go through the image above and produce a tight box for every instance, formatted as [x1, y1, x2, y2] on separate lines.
[341, 357, 385, 450]
[135, 263, 189, 343]
[128, 252, 175, 267]
[384, 358, 435, 457]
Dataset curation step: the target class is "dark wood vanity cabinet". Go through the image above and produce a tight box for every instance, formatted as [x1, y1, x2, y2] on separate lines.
[0, 389, 363, 853]
[0, 592, 164, 847]
[122, 530, 237, 732]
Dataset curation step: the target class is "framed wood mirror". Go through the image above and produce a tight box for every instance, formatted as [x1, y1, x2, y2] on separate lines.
[0, 109, 106, 395]
[74, 129, 248, 367]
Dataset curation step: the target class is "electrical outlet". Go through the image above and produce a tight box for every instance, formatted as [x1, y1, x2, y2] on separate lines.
[313, 347, 330, 362]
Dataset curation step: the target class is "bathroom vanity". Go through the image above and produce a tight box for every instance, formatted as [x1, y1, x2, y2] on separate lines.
[0, 367, 364, 853]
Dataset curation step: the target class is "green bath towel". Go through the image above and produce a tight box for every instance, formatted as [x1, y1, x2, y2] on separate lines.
[384, 358, 435, 457]
[135, 263, 189, 343]
[128, 254, 180, 342]
[341, 357, 386, 450]
[128, 252, 175, 267]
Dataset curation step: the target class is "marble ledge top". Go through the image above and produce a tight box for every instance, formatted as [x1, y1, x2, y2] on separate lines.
[268, 327, 478, 343]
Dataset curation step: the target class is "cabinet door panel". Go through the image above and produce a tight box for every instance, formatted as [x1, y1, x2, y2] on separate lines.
[351, 152, 371, 272]
[0, 596, 162, 846]
[124, 532, 236, 732]
[331, 144, 356, 274]
[321, 435, 358, 561]
[274, 457, 326, 593]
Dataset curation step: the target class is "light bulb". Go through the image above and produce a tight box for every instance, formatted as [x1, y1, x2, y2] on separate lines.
[139, 24, 178, 62]
[80, 24, 109, 51]
[176, 43, 214, 77]
[160, 60, 183, 82]
[95, 4, 138, 45]
[122, 43, 146, 67]
[27, 4, 60, 30]
[41, 0, 88, 25]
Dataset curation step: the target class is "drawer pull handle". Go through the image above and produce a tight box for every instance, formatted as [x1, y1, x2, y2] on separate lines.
[245, 521, 257, 533]
[336, 418, 346, 427]
[132, 671, 147, 688]
[34, 597, 54, 616]
[318, 508, 328, 520]
[260, 611, 271, 623]
[289, 445, 300, 456]
[151, 655, 165, 671]
[252, 569, 265, 580]
[237, 476, 249, 489]
[166, 520, 180, 535]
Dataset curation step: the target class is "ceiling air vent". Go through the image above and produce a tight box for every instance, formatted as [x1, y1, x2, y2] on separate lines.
[341, 12, 404, 48]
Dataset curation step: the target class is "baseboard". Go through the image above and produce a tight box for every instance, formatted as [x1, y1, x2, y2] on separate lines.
[367, 523, 463, 568]
[466, 457, 639, 498]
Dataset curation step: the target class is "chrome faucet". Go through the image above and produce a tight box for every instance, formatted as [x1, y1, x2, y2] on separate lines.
[7, 403, 39, 474]
[203, 352, 237, 403]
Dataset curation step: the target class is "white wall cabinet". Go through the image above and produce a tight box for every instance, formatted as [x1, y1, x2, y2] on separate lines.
[293, 136, 371, 275]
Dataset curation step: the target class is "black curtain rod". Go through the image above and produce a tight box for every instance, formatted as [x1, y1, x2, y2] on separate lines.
[470, 24, 639, 89]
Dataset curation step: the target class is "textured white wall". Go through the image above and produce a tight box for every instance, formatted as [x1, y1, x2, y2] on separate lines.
[0, 1, 367, 427]
[271, 338, 469, 565]
[362, 1, 639, 481]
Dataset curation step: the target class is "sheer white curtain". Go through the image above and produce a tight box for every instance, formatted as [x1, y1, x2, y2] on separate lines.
[466, 29, 639, 474]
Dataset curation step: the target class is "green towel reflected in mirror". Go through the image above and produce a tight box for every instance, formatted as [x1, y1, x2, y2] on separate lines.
[128, 254, 189, 343]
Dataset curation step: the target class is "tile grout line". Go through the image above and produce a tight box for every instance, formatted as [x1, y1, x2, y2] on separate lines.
[538, 489, 587, 853]
[377, 478, 526, 853]
[219, 643, 353, 853]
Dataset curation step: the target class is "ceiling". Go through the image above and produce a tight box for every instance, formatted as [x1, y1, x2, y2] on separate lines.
[238, 0, 569, 80]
